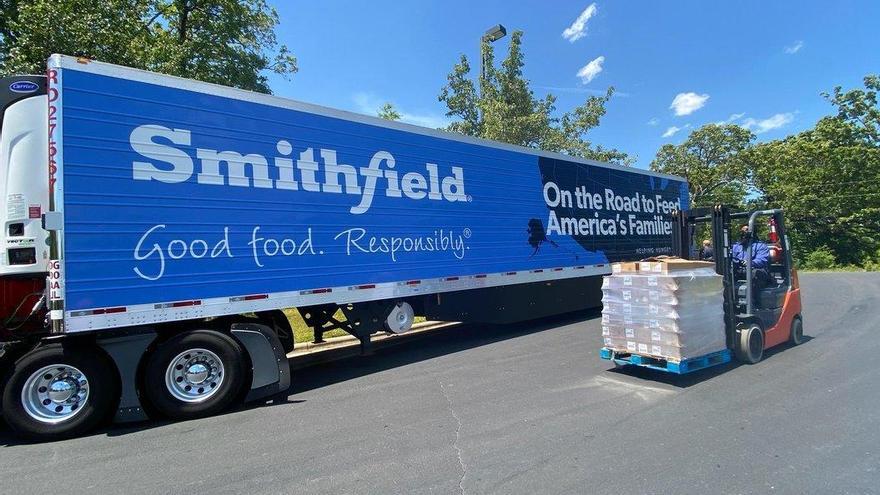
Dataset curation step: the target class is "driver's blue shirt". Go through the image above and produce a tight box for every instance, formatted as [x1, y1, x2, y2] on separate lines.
[732, 240, 770, 269]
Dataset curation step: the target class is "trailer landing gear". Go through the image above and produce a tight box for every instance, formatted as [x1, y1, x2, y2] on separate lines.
[299, 300, 415, 356]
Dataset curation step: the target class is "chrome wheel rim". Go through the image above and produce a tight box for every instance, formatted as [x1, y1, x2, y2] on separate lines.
[21, 364, 89, 424]
[165, 348, 224, 403]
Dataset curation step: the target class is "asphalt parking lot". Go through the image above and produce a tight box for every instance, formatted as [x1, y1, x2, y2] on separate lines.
[0, 272, 877, 494]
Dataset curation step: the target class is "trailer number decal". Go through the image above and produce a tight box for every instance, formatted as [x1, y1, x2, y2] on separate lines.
[47, 69, 59, 195]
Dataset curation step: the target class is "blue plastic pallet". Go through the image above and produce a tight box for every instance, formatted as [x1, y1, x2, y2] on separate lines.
[599, 347, 732, 374]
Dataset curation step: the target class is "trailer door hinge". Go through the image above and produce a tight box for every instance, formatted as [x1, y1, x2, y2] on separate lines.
[42, 212, 63, 231]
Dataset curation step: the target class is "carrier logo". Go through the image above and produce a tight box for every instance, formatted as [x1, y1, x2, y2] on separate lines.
[129, 124, 467, 215]
[9, 80, 39, 93]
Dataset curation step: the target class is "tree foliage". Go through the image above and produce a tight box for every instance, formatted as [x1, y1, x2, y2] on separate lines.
[744, 117, 880, 266]
[377, 102, 401, 121]
[0, 0, 297, 94]
[438, 31, 630, 165]
[652, 75, 880, 269]
[649, 124, 755, 207]
[822, 74, 880, 145]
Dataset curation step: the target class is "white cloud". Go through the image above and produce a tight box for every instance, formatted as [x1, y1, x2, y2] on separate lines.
[562, 3, 598, 42]
[661, 124, 689, 138]
[576, 56, 605, 84]
[647, 117, 660, 126]
[670, 92, 709, 116]
[352, 92, 450, 129]
[741, 112, 794, 133]
[716, 112, 745, 125]
[784, 40, 804, 54]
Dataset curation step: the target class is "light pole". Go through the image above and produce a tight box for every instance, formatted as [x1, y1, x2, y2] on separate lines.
[480, 24, 507, 82]
[479, 24, 506, 123]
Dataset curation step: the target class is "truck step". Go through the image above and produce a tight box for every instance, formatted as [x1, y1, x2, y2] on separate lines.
[599, 348, 731, 374]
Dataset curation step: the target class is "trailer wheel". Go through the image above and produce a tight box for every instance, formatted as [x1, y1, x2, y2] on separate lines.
[789, 315, 804, 345]
[1, 343, 119, 441]
[736, 325, 764, 364]
[142, 330, 246, 419]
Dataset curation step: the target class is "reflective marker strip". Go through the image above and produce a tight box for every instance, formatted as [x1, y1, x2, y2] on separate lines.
[300, 288, 332, 295]
[230, 294, 268, 302]
[70, 306, 127, 317]
[155, 300, 201, 309]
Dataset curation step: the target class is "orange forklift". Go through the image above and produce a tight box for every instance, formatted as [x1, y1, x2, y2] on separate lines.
[671, 206, 804, 364]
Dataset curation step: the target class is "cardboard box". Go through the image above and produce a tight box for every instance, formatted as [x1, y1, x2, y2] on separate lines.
[637, 258, 715, 274]
[611, 262, 641, 274]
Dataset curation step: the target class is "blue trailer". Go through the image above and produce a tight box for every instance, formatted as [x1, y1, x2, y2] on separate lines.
[0, 55, 687, 440]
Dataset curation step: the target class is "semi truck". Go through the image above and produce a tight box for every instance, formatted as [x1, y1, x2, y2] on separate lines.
[0, 55, 688, 440]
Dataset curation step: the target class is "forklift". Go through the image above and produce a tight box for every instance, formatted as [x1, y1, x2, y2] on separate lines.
[671, 205, 804, 364]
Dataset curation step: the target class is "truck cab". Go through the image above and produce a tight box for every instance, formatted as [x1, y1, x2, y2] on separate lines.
[0, 75, 49, 336]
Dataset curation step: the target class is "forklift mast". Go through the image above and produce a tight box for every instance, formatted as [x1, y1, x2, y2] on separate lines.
[671, 205, 737, 349]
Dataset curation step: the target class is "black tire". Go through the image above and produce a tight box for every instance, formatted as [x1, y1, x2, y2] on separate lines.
[789, 315, 804, 345]
[142, 330, 246, 419]
[1, 343, 120, 441]
[736, 325, 764, 364]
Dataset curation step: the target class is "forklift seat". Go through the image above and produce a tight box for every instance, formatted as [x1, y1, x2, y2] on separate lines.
[736, 280, 786, 309]
[757, 285, 787, 309]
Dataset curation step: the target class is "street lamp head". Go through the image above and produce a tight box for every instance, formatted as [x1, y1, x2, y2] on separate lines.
[483, 24, 507, 43]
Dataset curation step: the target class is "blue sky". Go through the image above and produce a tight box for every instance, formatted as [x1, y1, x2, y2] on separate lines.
[266, 1, 880, 169]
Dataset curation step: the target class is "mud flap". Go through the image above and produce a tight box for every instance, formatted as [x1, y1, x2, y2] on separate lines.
[97, 328, 157, 423]
[231, 323, 291, 403]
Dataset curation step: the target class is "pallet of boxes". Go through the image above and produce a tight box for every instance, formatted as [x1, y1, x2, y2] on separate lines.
[599, 258, 732, 374]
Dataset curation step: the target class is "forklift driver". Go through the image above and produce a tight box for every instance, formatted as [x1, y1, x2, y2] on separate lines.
[732, 224, 773, 297]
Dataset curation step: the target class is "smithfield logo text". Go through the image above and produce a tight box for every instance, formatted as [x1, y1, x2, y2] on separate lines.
[130, 124, 467, 215]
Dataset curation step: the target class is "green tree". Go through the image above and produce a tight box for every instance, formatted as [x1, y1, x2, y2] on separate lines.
[822, 74, 879, 145]
[1, 0, 148, 73]
[0, 0, 297, 94]
[801, 245, 838, 270]
[744, 117, 880, 266]
[438, 30, 630, 164]
[650, 124, 755, 207]
[377, 102, 401, 121]
[744, 75, 880, 267]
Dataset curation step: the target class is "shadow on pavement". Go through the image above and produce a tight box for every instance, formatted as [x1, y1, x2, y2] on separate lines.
[0, 308, 602, 445]
[288, 307, 602, 394]
[604, 333, 816, 388]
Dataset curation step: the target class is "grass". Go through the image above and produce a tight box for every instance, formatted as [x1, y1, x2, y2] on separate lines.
[282, 308, 348, 343]
[797, 265, 879, 273]
[282, 307, 427, 344]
